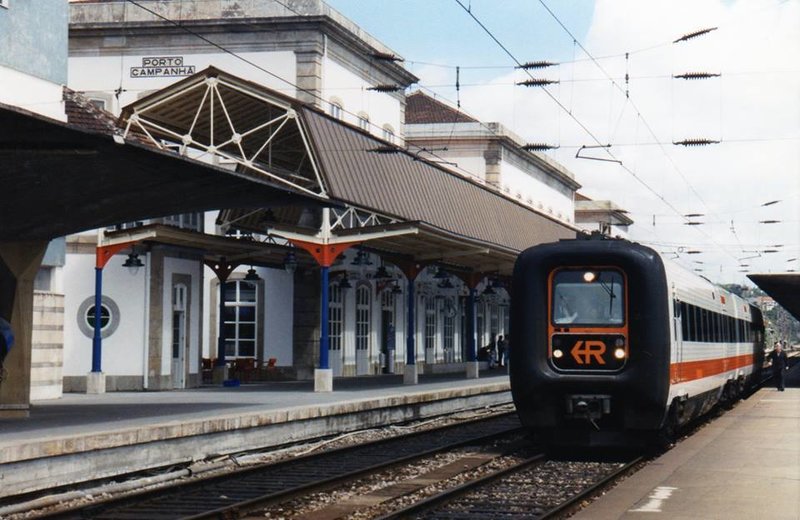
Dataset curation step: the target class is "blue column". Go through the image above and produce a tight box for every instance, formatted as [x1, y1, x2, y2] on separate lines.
[91, 267, 103, 373]
[319, 265, 330, 369]
[216, 280, 227, 367]
[467, 287, 477, 362]
[406, 279, 415, 365]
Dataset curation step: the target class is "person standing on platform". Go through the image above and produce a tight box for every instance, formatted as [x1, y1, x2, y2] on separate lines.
[497, 335, 507, 368]
[768, 342, 789, 391]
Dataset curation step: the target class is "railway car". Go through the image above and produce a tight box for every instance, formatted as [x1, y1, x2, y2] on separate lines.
[510, 235, 765, 447]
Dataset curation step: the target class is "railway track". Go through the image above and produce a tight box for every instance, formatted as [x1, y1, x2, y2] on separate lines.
[34, 412, 522, 519]
[376, 453, 642, 519]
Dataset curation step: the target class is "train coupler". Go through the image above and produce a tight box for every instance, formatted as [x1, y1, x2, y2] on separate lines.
[565, 394, 612, 430]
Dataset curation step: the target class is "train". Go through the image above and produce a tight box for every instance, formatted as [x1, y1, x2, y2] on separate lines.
[510, 234, 765, 448]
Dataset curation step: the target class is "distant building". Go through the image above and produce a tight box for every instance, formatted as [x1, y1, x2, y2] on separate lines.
[404, 91, 580, 227]
[574, 193, 633, 238]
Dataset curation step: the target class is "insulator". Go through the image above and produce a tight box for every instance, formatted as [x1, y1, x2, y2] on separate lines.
[370, 52, 403, 62]
[516, 61, 558, 70]
[759, 220, 781, 224]
[367, 84, 403, 92]
[684, 213, 704, 217]
[673, 72, 721, 80]
[686, 250, 702, 254]
[522, 143, 559, 152]
[673, 138, 720, 146]
[674, 27, 718, 43]
[369, 146, 399, 154]
[516, 78, 559, 87]
[684, 222, 704, 226]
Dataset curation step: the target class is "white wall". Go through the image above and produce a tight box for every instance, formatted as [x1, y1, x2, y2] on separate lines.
[0, 65, 66, 121]
[62, 252, 146, 377]
[262, 266, 294, 365]
[322, 56, 402, 140]
[500, 159, 574, 223]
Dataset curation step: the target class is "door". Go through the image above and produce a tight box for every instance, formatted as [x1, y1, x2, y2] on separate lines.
[381, 290, 396, 373]
[171, 284, 187, 389]
[328, 283, 344, 377]
[674, 300, 684, 384]
[355, 285, 371, 375]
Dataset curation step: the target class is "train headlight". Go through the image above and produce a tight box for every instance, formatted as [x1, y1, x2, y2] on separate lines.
[614, 348, 626, 359]
[553, 349, 564, 359]
[614, 338, 625, 347]
[583, 271, 597, 283]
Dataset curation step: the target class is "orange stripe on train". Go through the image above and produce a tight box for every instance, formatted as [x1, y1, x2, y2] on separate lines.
[670, 354, 754, 384]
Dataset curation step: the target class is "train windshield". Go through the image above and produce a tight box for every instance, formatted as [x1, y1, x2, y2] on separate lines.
[552, 269, 625, 326]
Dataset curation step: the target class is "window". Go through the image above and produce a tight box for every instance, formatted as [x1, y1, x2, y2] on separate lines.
[88, 98, 106, 111]
[222, 280, 257, 358]
[357, 113, 369, 131]
[328, 284, 343, 351]
[86, 304, 112, 330]
[443, 299, 455, 361]
[424, 297, 437, 351]
[34, 267, 53, 292]
[552, 269, 625, 326]
[382, 125, 395, 143]
[162, 213, 201, 231]
[356, 285, 371, 351]
[329, 99, 343, 120]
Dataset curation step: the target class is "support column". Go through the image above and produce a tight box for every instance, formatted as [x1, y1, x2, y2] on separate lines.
[288, 235, 361, 393]
[0, 241, 47, 418]
[315, 265, 332, 392]
[89, 241, 136, 394]
[397, 262, 423, 385]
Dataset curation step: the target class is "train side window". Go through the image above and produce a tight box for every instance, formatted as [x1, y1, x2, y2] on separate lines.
[714, 313, 721, 343]
[689, 305, 697, 341]
[680, 302, 689, 339]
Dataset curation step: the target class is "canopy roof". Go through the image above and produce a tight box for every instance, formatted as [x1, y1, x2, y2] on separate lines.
[748, 273, 800, 322]
[126, 68, 576, 275]
[0, 93, 326, 242]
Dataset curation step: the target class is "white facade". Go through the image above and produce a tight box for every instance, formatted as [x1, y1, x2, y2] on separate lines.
[404, 120, 580, 228]
[0, 66, 67, 122]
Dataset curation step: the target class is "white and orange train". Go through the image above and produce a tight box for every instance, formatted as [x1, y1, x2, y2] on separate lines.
[510, 235, 765, 447]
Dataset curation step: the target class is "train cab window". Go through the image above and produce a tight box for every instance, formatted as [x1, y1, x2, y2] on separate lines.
[552, 269, 624, 326]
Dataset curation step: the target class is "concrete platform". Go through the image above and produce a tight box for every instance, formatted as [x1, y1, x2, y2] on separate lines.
[0, 370, 511, 498]
[575, 364, 800, 520]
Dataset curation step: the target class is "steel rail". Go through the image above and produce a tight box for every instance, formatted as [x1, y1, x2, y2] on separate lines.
[538, 456, 644, 519]
[376, 452, 548, 519]
[38, 412, 521, 520]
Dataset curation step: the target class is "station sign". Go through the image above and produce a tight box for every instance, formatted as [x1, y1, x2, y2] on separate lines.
[130, 56, 196, 78]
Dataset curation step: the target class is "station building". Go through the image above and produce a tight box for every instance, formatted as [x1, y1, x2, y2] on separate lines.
[4, 0, 632, 405]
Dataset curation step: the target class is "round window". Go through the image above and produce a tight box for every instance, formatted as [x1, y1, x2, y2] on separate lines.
[86, 304, 111, 330]
[77, 296, 120, 339]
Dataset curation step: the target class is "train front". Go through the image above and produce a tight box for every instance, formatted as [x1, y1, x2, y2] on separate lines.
[510, 238, 672, 447]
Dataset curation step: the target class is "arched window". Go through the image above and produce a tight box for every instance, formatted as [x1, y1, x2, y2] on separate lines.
[382, 124, 395, 143]
[357, 112, 370, 131]
[329, 98, 344, 120]
[356, 285, 371, 352]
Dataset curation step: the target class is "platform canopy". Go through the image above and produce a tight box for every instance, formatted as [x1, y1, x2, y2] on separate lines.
[0, 95, 327, 242]
[748, 273, 800, 322]
[129, 68, 577, 276]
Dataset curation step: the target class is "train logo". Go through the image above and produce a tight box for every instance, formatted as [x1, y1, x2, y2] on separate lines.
[571, 340, 606, 365]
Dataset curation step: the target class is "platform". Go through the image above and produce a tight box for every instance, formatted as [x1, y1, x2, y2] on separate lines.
[0, 370, 511, 499]
[575, 364, 800, 520]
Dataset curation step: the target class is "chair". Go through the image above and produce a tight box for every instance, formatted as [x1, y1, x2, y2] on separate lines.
[232, 358, 257, 383]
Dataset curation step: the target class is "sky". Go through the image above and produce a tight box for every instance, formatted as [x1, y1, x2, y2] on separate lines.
[327, 0, 800, 286]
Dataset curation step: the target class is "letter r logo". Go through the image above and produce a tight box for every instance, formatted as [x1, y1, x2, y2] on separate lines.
[571, 340, 606, 365]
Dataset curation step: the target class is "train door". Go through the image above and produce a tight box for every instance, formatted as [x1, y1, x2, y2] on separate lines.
[673, 300, 684, 383]
[380, 290, 396, 374]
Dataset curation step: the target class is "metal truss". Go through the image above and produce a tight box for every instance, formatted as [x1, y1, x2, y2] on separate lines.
[330, 206, 398, 232]
[122, 73, 327, 197]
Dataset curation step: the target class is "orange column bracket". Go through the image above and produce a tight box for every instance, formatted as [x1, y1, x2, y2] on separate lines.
[289, 239, 362, 268]
[96, 241, 137, 269]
